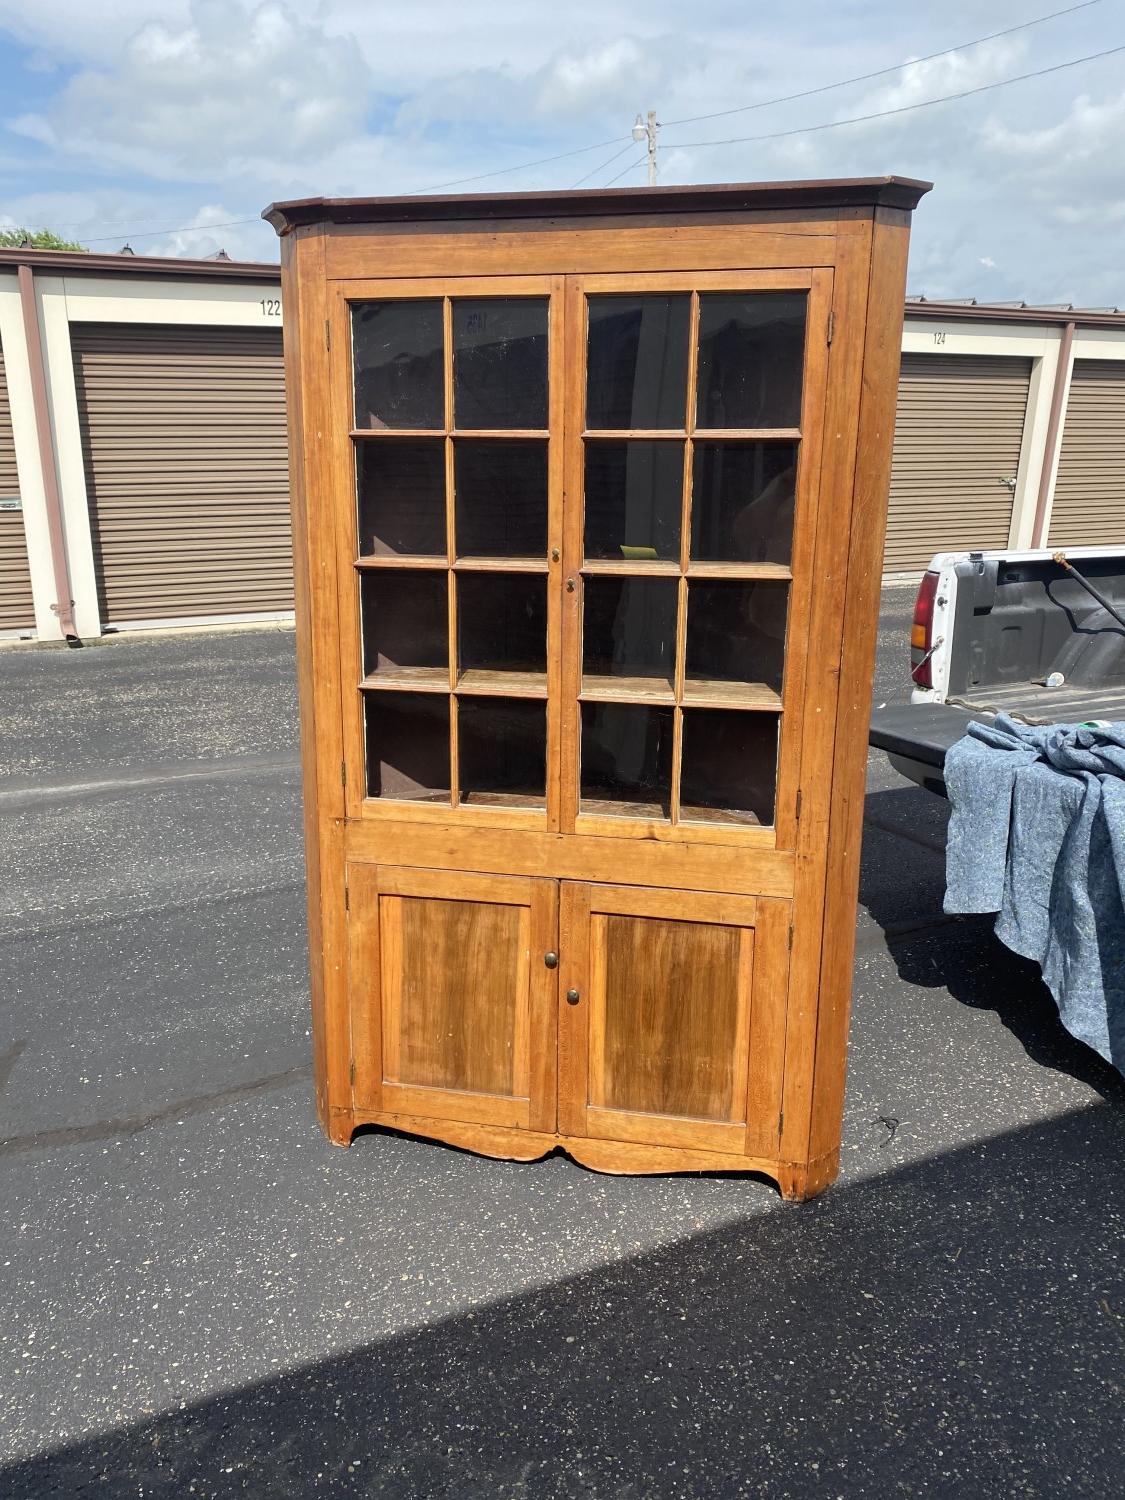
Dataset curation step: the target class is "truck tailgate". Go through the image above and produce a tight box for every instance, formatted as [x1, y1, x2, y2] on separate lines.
[869, 703, 983, 795]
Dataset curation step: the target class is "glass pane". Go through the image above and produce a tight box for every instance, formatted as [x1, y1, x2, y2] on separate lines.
[453, 299, 548, 430]
[455, 440, 547, 558]
[685, 580, 787, 692]
[586, 295, 690, 430]
[584, 441, 683, 561]
[583, 576, 677, 688]
[364, 692, 450, 802]
[353, 301, 443, 430]
[357, 440, 446, 557]
[459, 697, 546, 806]
[690, 442, 797, 565]
[696, 292, 806, 430]
[361, 571, 448, 681]
[457, 573, 547, 676]
[680, 710, 778, 825]
[581, 703, 673, 818]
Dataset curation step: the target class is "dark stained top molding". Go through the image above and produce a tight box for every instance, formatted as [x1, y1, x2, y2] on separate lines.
[262, 176, 933, 235]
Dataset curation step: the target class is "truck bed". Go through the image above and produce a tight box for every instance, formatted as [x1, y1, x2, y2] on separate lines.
[946, 681, 1125, 725]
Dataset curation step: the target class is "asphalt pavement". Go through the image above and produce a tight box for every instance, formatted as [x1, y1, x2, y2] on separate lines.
[1, 599, 1123, 1498]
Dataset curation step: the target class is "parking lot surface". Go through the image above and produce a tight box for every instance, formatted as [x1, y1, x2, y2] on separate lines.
[1, 598, 1123, 1498]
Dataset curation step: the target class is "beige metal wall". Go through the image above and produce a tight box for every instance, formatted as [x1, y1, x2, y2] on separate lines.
[1049, 359, 1125, 546]
[0, 342, 35, 634]
[885, 353, 1032, 572]
[71, 323, 292, 624]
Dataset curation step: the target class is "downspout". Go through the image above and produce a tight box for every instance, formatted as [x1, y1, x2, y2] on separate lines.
[1029, 318, 1075, 549]
[17, 262, 81, 644]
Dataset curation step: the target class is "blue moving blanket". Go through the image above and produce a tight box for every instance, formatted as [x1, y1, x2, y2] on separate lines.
[944, 713, 1125, 1068]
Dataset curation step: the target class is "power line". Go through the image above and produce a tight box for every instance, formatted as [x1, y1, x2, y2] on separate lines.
[662, 0, 1102, 127]
[411, 134, 630, 195]
[571, 139, 636, 188]
[663, 41, 1125, 150]
[79, 216, 263, 245]
[601, 153, 648, 189]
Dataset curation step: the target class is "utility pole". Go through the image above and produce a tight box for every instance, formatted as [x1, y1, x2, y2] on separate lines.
[632, 110, 658, 185]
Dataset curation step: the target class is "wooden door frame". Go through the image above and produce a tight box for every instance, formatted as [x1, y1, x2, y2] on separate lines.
[559, 267, 834, 851]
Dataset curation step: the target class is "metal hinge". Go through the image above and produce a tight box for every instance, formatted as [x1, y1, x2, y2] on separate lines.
[794, 788, 802, 822]
[788, 922, 794, 953]
[325, 319, 331, 350]
[349, 1060, 356, 1086]
[827, 309, 835, 346]
[344, 881, 350, 912]
[778, 1109, 784, 1139]
[341, 759, 347, 788]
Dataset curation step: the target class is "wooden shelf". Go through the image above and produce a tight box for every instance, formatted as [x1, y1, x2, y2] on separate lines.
[355, 553, 446, 570]
[351, 428, 550, 440]
[582, 428, 801, 441]
[579, 796, 671, 820]
[581, 558, 681, 576]
[678, 803, 765, 827]
[580, 673, 676, 704]
[456, 669, 549, 698]
[459, 790, 547, 810]
[579, 559, 791, 580]
[681, 679, 782, 710]
[686, 561, 791, 581]
[453, 556, 548, 573]
[360, 667, 449, 692]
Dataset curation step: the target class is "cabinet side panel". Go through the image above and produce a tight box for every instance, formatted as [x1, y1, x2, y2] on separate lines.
[809, 208, 913, 1160]
[281, 228, 349, 1135]
[780, 217, 872, 1173]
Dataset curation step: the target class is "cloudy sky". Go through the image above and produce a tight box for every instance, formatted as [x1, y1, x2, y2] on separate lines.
[0, 0, 1122, 303]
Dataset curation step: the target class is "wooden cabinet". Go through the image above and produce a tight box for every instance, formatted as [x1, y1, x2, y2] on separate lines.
[266, 176, 929, 1199]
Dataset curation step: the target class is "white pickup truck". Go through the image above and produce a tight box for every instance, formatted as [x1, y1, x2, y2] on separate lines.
[869, 545, 1125, 794]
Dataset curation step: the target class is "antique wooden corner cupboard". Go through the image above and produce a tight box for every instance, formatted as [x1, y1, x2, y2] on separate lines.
[265, 176, 929, 1201]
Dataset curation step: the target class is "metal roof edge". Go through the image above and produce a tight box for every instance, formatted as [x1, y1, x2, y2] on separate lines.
[0, 247, 280, 280]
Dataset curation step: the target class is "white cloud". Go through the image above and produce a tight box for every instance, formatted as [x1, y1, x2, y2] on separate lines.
[8, 2, 374, 182]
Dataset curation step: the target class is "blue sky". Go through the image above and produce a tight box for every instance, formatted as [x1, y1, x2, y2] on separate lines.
[0, 1, 1122, 303]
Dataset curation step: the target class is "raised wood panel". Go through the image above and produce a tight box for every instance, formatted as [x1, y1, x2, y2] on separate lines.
[348, 864, 557, 1132]
[592, 912, 751, 1121]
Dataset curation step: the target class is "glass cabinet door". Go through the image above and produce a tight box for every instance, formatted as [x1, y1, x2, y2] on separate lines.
[563, 272, 829, 844]
[344, 282, 560, 819]
[338, 270, 827, 847]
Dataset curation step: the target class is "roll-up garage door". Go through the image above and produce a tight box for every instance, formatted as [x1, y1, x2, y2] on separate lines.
[0, 342, 35, 635]
[1049, 360, 1125, 547]
[884, 353, 1032, 574]
[72, 324, 292, 625]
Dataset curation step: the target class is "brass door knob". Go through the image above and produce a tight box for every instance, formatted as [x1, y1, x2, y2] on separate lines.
[544, 951, 558, 969]
[566, 988, 580, 1005]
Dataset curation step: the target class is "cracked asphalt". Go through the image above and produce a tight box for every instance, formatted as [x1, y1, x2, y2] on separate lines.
[1, 600, 1123, 1498]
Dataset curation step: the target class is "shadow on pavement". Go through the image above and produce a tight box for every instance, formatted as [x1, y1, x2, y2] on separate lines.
[860, 788, 1125, 1107]
[5, 1105, 1124, 1498]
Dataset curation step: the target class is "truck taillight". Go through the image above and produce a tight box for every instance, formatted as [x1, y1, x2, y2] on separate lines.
[911, 570, 939, 687]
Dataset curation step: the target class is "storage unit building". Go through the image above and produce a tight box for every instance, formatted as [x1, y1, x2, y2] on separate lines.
[72, 322, 290, 626]
[884, 352, 1032, 572]
[0, 340, 35, 636]
[1048, 359, 1125, 547]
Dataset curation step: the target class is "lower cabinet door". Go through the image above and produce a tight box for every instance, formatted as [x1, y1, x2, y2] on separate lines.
[558, 884, 789, 1158]
[348, 865, 558, 1133]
